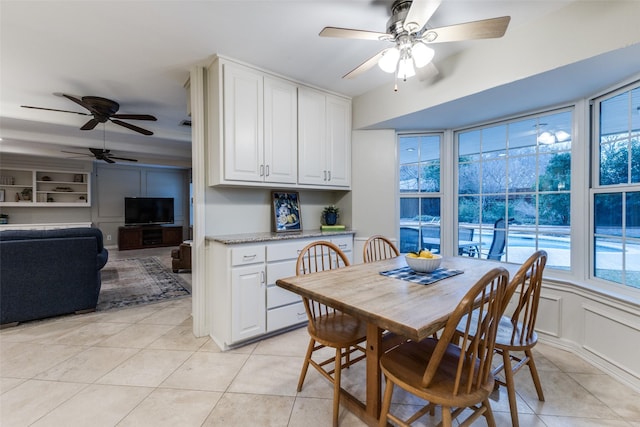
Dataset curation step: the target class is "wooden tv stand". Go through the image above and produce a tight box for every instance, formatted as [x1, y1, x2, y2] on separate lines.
[118, 225, 183, 250]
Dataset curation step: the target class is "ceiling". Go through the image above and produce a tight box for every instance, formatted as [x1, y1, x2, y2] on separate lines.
[0, 0, 633, 167]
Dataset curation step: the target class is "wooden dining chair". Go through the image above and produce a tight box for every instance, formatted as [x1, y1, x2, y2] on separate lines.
[379, 267, 510, 427]
[363, 234, 399, 263]
[295, 240, 367, 427]
[492, 249, 548, 427]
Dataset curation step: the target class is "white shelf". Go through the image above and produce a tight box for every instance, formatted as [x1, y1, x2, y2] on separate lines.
[0, 168, 91, 207]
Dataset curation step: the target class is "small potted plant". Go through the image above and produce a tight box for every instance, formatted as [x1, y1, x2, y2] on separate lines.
[20, 188, 32, 201]
[322, 205, 340, 226]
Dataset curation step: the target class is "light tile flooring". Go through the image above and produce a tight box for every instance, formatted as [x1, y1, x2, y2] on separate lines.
[2, 248, 640, 426]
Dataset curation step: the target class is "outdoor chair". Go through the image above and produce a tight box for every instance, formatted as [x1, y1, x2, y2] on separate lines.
[399, 227, 420, 253]
[487, 218, 507, 260]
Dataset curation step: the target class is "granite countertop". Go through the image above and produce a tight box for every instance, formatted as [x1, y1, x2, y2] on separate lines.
[206, 229, 355, 244]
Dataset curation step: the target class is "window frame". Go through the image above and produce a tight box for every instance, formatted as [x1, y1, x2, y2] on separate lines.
[590, 80, 640, 289]
[397, 132, 444, 254]
[453, 107, 574, 270]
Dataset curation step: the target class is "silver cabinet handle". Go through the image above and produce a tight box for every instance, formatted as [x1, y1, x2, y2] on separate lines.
[323, 170, 327, 181]
[338, 243, 347, 249]
[265, 165, 269, 176]
[328, 170, 331, 181]
[243, 254, 257, 261]
[259, 165, 264, 177]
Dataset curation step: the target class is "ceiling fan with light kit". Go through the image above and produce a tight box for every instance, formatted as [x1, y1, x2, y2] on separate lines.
[320, 0, 510, 90]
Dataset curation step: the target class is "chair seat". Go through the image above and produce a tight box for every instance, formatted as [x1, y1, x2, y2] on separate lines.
[381, 338, 494, 409]
[309, 313, 367, 348]
[494, 317, 538, 349]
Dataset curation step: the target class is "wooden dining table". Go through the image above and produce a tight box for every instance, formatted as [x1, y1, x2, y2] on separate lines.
[276, 255, 518, 427]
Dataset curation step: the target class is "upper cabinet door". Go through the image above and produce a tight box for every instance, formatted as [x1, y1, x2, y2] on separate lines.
[298, 87, 328, 185]
[223, 62, 264, 182]
[325, 95, 351, 188]
[264, 76, 298, 184]
[298, 87, 351, 188]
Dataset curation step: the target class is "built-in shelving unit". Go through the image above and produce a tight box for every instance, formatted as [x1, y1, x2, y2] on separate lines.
[0, 168, 90, 207]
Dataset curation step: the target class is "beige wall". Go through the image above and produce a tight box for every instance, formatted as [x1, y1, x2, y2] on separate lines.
[350, 129, 397, 263]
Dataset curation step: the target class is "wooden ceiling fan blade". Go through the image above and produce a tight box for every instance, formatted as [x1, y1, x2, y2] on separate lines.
[422, 16, 511, 43]
[61, 93, 96, 113]
[61, 150, 92, 156]
[111, 114, 157, 121]
[320, 26, 390, 41]
[109, 156, 138, 162]
[343, 50, 387, 79]
[81, 118, 100, 130]
[404, 0, 442, 34]
[21, 105, 90, 116]
[110, 119, 153, 136]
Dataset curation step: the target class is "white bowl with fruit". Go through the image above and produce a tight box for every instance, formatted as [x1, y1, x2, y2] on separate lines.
[405, 250, 442, 273]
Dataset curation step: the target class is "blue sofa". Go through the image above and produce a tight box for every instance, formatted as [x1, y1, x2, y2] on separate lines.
[0, 227, 109, 326]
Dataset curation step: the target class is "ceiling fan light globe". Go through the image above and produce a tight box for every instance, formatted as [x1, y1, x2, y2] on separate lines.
[412, 42, 435, 68]
[378, 47, 400, 73]
[397, 57, 416, 79]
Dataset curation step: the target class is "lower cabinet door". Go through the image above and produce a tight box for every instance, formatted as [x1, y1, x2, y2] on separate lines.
[231, 264, 266, 342]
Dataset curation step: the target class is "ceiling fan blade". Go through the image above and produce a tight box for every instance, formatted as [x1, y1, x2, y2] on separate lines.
[109, 156, 138, 162]
[110, 119, 154, 136]
[320, 26, 391, 41]
[61, 150, 92, 157]
[421, 16, 511, 43]
[404, 0, 442, 34]
[343, 50, 387, 79]
[61, 93, 96, 113]
[80, 118, 100, 130]
[111, 114, 157, 121]
[103, 157, 116, 164]
[21, 105, 90, 116]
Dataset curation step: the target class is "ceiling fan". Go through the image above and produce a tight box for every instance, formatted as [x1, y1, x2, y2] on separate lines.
[320, 0, 510, 82]
[21, 93, 157, 135]
[61, 147, 139, 164]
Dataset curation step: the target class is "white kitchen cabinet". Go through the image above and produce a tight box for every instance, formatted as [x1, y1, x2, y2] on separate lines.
[209, 58, 297, 186]
[298, 86, 351, 188]
[231, 263, 266, 342]
[207, 232, 354, 350]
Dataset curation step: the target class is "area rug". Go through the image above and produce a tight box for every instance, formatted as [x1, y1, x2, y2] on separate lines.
[97, 256, 191, 311]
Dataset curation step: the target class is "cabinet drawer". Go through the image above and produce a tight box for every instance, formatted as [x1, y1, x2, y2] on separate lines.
[331, 236, 353, 253]
[266, 239, 314, 262]
[231, 245, 265, 266]
[266, 260, 297, 286]
[267, 285, 302, 309]
[267, 301, 307, 332]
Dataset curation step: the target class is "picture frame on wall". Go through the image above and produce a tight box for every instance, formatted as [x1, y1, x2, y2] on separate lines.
[272, 191, 302, 233]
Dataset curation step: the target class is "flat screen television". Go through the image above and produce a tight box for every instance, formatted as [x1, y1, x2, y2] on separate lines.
[124, 197, 174, 226]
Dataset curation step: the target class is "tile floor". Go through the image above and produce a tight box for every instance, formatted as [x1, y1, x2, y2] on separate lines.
[2, 248, 640, 426]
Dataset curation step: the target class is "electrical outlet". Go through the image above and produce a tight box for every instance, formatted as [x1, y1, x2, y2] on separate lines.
[107, 234, 112, 241]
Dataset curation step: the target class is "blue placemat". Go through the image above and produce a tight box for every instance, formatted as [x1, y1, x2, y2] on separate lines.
[380, 266, 464, 285]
